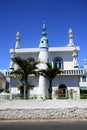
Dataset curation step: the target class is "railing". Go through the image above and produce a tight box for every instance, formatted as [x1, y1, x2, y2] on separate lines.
[0, 94, 9, 100]
[62, 69, 84, 75]
[0, 93, 87, 100]
[4, 69, 84, 77]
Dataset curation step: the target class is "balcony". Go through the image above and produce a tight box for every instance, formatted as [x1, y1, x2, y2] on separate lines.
[4, 69, 84, 77]
[61, 69, 84, 75]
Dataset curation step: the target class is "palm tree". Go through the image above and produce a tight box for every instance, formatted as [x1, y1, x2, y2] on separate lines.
[39, 62, 63, 99]
[10, 57, 38, 99]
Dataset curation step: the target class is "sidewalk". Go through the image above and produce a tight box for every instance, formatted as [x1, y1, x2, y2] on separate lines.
[0, 99, 87, 109]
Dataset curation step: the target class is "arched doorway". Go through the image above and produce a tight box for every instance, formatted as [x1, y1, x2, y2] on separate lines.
[58, 84, 68, 99]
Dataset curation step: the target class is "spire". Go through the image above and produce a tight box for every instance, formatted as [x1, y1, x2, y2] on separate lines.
[68, 28, 75, 47]
[42, 21, 47, 37]
[39, 21, 49, 48]
[15, 31, 20, 49]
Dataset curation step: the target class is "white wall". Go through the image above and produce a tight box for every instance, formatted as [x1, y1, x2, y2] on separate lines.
[49, 51, 74, 70]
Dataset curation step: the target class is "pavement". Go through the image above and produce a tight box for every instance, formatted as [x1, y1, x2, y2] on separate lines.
[0, 99, 87, 109]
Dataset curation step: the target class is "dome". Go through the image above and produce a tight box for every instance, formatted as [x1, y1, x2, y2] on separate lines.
[40, 36, 48, 42]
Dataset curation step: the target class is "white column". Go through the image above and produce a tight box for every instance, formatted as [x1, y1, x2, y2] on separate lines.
[76, 87, 80, 99]
[38, 75, 46, 99]
[38, 48, 49, 99]
[80, 76, 82, 82]
[52, 61, 54, 68]
[8, 77, 12, 100]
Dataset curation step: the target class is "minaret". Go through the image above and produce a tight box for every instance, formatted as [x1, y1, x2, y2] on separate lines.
[72, 46, 79, 69]
[9, 48, 15, 70]
[15, 31, 20, 49]
[84, 58, 87, 73]
[9, 31, 20, 70]
[68, 28, 75, 47]
[38, 22, 49, 99]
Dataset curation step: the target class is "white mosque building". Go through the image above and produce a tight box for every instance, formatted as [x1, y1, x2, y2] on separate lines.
[0, 22, 87, 99]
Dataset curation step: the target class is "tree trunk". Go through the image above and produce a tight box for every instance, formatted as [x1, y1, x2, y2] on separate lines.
[24, 84, 29, 99]
[25, 84, 29, 99]
[20, 86, 24, 99]
[24, 76, 29, 99]
[48, 80, 52, 99]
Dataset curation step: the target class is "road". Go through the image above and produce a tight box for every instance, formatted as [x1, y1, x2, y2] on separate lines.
[0, 120, 87, 130]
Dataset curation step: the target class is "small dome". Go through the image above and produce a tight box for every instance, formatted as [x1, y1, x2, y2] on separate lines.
[16, 31, 20, 36]
[84, 58, 87, 64]
[68, 28, 73, 34]
[40, 36, 48, 41]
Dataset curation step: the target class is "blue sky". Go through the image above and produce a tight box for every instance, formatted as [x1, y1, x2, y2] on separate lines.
[0, 0, 87, 70]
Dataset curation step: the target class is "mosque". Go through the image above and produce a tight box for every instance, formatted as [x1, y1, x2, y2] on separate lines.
[0, 23, 87, 99]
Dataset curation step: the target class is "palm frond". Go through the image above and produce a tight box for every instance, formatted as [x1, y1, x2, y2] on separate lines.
[39, 62, 63, 80]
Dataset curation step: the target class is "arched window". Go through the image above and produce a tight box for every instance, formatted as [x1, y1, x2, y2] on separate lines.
[82, 75, 86, 82]
[53, 57, 63, 69]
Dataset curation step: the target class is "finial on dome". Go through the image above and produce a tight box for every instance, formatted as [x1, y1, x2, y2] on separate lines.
[68, 28, 75, 47]
[42, 21, 47, 37]
[42, 21, 46, 30]
[15, 31, 20, 49]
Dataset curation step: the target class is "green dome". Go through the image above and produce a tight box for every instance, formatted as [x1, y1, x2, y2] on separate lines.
[40, 36, 48, 41]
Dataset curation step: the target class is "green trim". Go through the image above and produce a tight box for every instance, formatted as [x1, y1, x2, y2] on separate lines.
[80, 87, 87, 90]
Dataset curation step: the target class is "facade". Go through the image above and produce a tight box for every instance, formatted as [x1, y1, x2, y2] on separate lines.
[0, 23, 87, 99]
[79, 59, 87, 98]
